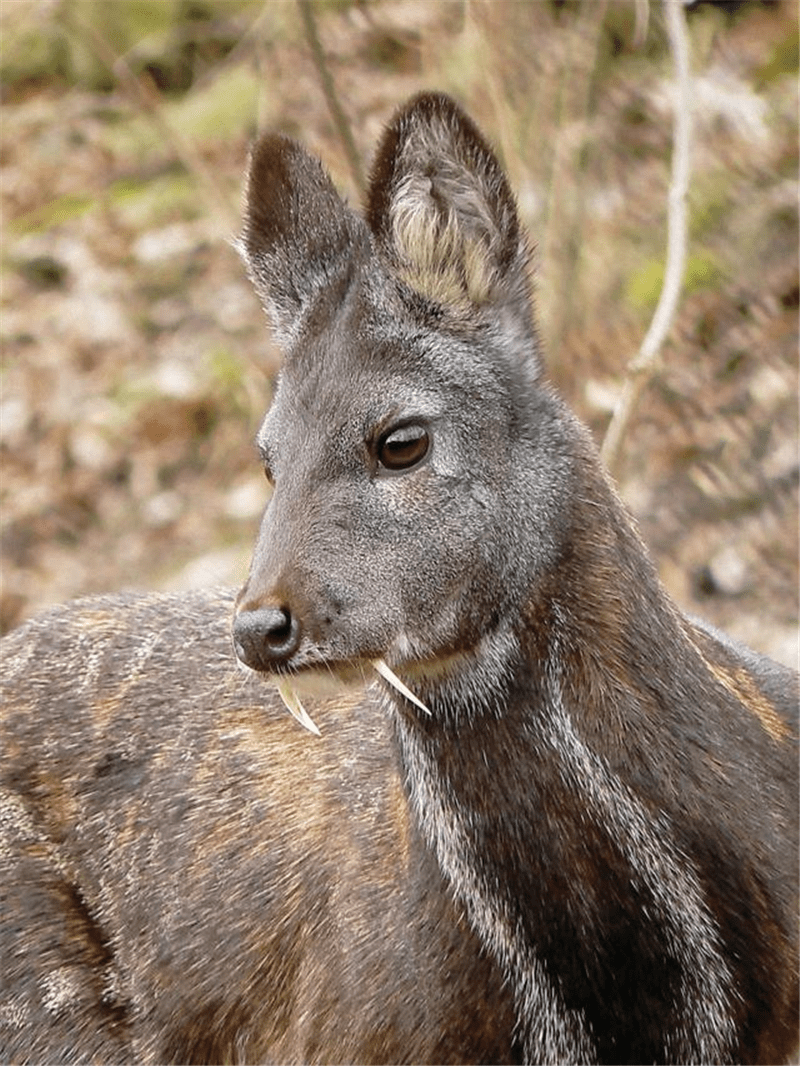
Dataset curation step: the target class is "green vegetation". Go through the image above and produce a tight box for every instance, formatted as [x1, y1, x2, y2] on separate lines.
[626, 251, 724, 314]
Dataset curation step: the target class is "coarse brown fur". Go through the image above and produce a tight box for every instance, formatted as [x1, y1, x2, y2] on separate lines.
[1, 93, 798, 1065]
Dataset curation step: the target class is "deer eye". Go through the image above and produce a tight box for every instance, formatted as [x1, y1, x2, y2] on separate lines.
[258, 442, 274, 484]
[377, 424, 430, 472]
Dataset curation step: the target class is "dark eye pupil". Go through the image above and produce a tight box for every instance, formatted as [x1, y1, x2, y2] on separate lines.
[378, 425, 429, 471]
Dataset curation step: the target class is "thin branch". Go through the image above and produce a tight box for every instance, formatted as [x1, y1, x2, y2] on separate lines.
[297, 0, 365, 196]
[600, 0, 692, 476]
[633, 0, 650, 51]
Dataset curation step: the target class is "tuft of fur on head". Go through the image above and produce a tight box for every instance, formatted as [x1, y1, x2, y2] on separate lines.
[388, 137, 503, 313]
[367, 93, 533, 333]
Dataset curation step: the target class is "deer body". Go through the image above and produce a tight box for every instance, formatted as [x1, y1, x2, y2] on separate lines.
[1, 94, 798, 1064]
[1, 590, 518, 1064]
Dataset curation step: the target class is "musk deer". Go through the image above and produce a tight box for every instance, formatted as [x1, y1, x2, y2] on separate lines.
[1, 93, 798, 1066]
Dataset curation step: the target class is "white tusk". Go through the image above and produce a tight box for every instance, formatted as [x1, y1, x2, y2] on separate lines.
[372, 658, 432, 716]
[276, 678, 321, 736]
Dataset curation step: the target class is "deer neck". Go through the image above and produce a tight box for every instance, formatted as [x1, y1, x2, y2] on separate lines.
[387, 462, 736, 1065]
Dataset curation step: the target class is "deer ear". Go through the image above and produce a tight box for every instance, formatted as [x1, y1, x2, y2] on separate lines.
[241, 134, 368, 346]
[366, 93, 535, 344]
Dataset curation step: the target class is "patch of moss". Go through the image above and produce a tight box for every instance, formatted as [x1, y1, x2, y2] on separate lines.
[208, 348, 247, 391]
[626, 251, 724, 313]
[102, 62, 259, 164]
[755, 23, 799, 87]
[690, 181, 731, 243]
[1, 0, 258, 94]
[9, 169, 199, 238]
[11, 193, 95, 235]
[109, 170, 199, 228]
[684, 251, 724, 294]
[162, 64, 260, 143]
[65, 0, 185, 91]
[625, 258, 664, 313]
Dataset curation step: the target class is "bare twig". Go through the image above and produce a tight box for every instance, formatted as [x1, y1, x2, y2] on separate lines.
[600, 0, 692, 476]
[297, 0, 365, 196]
[633, 0, 651, 51]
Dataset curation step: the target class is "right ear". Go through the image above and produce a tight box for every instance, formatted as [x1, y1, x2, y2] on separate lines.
[241, 134, 368, 347]
[366, 93, 537, 363]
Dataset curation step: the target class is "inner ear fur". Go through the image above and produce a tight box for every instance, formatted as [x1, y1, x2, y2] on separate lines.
[366, 93, 532, 323]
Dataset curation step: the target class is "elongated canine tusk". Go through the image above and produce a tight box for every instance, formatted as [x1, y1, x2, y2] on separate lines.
[276, 678, 321, 736]
[372, 659, 432, 715]
[276, 662, 430, 735]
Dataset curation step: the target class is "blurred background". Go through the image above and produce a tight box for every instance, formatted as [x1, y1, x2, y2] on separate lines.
[1, 0, 797, 666]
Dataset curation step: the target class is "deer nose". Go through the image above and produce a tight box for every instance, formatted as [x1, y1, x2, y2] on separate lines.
[232, 605, 301, 671]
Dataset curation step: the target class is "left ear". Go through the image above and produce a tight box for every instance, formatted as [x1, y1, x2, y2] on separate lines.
[241, 133, 369, 349]
[366, 93, 536, 352]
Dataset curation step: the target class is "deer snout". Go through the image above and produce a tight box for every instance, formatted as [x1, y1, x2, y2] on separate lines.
[232, 604, 301, 672]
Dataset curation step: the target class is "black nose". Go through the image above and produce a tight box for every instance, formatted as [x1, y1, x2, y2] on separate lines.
[232, 606, 301, 671]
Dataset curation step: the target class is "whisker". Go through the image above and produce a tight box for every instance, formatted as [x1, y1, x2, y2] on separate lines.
[372, 658, 432, 716]
[276, 678, 321, 736]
